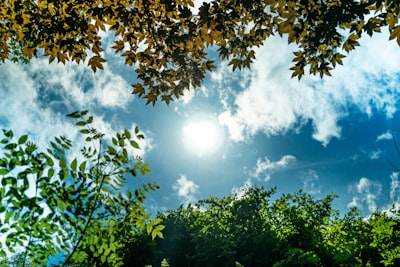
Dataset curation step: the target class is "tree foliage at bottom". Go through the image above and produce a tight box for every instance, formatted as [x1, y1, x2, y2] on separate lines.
[124, 186, 400, 267]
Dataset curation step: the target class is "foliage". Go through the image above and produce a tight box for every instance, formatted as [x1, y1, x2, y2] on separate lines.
[0, 110, 162, 266]
[2, 0, 400, 104]
[128, 186, 400, 267]
[0, 253, 34, 267]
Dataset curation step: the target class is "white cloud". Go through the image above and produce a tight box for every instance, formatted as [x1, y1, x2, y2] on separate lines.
[247, 155, 296, 182]
[25, 58, 133, 110]
[231, 178, 252, 199]
[180, 88, 195, 104]
[390, 172, 400, 203]
[368, 149, 382, 160]
[301, 170, 321, 195]
[376, 131, 393, 141]
[217, 32, 400, 146]
[348, 177, 382, 213]
[173, 174, 200, 205]
[347, 197, 360, 209]
[379, 172, 400, 216]
[0, 63, 78, 149]
[0, 58, 154, 162]
[122, 124, 155, 158]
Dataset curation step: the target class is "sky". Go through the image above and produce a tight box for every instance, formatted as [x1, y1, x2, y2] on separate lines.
[1, 22, 400, 219]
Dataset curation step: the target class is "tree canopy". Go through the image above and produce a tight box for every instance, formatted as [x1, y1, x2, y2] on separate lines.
[126, 186, 400, 267]
[2, 0, 400, 104]
[0, 111, 163, 266]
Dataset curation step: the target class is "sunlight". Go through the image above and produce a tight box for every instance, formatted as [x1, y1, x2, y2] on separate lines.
[182, 114, 224, 157]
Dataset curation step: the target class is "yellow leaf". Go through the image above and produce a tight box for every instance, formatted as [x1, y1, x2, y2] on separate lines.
[112, 40, 125, 53]
[23, 47, 35, 57]
[390, 26, 400, 42]
[37, 1, 47, 9]
[95, 18, 106, 32]
[195, 36, 204, 48]
[131, 83, 145, 96]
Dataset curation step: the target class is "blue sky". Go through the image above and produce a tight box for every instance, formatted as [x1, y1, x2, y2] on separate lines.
[1, 25, 400, 219]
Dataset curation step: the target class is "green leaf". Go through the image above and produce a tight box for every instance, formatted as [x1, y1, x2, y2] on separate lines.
[2, 177, 16, 186]
[130, 140, 140, 149]
[18, 134, 28, 145]
[4, 143, 17, 150]
[124, 128, 131, 139]
[66, 111, 80, 118]
[58, 199, 66, 212]
[70, 158, 77, 171]
[75, 121, 87, 126]
[79, 161, 87, 172]
[118, 138, 125, 146]
[87, 116, 93, 124]
[0, 169, 8, 175]
[146, 224, 152, 235]
[5, 211, 12, 224]
[112, 137, 118, 146]
[108, 146, 117, 155]
[3, 130, 13, 138]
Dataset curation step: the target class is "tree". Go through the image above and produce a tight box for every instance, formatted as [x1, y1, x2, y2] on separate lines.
[367, 209, 400, 266]
[144, 186, 400, 266]
[155, 186, 278, 267]
[155, 207, 197, 267]
[0, 110, 163, 266]
[269, 191, 339, 267]
[117, 228, 158, 267]
[0, 253, 34, 267]
[228, 187, 278, 267]
[2, 0, 400, 105]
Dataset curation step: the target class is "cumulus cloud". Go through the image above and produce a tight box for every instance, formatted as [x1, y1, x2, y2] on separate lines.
[231, 178, 252, 199]
[348, 177, 382, 213]
[173, 174, 200, 205]
[247, 155, 296, 182]
[301, 170, 321, 195]
[0, 62, 78, 149]
[24, 57, 133, 110]
[217, 32, 400, 146]
[378, 172, 400, 216]
[390, 172, 400, 203]
[0, 59, 153, 158]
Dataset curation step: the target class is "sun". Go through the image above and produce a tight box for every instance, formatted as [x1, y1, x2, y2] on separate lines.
[181, 114, 224, 157]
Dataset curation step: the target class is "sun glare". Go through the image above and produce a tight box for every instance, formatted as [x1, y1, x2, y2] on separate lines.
[182, 114, 224, 157]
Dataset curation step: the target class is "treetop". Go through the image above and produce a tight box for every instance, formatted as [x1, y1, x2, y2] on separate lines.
[2, 0, 400, 105]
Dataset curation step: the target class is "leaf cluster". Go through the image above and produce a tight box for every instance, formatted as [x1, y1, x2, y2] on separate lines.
[0, 111, 161, 266]
[131, 186, 400, 267]
[2, 1, 400, 105]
